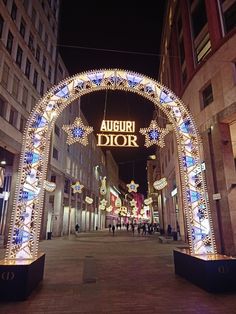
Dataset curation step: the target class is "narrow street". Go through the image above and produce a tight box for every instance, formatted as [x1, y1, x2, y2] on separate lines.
[1, 229, 236, 313]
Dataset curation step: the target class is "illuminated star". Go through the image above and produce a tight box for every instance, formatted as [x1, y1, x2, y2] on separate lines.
[71, 181, 84, 194]
[62, 117, 93, 146]
[100, 199, 107, 207]
[127, 180, 139, 193]
[130, 199, 137, 207]
[139, 120, 169, 148]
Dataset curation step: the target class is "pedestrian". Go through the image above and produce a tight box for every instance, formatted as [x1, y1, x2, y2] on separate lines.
[108, 223, 112, 232]
[131, 223, 135, 236]
[112, 225, 115, 236]
[167, 224, 172, 236]
[75, 223, 80, 233]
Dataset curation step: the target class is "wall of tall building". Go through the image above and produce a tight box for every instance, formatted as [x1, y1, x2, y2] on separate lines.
[0, 0, 108, 245]
[159, 0, 236, 254]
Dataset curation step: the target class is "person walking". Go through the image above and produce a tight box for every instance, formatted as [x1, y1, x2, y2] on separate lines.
[112, 225, 115, 236]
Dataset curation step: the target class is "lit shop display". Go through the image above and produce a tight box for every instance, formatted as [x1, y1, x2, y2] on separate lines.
[6, 69, 216, 261]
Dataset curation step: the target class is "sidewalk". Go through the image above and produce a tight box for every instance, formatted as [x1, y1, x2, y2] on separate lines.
[1, 229, 236, 313]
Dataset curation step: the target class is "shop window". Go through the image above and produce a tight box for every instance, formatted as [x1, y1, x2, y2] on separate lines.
[201, 83, 213, 108]
[28, 32, 35, 54]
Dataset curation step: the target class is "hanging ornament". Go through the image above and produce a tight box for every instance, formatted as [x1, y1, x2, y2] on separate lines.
[115, 197, 122, 207]
[62, 117, 93, 146]
[71, 181, 84, 194]
[100, 199, 107, 207]
[127, 180, 139, 193]
[130, 199, 137, 207]
[139, 120, 169, 148]
[100, 176, 107, 195]
[44, 180, 56, 192]
[85, 196, 93, 204]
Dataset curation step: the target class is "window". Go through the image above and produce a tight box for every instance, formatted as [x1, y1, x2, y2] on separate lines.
[31, 7, 36, 26]
[38, 20, 43, 38]
[220, 0, 236, 34]
[0, 97, 6, 118]
[0, 14, 4, 38]
[20, 116, 26, 133]
[33, 70, 38, 88]
[16, 45, 23, 68]
[22, 86, 28, 107]
[54, 124, 60, 137]
[48, 65, 52, 81]
[191, 0, 207, 39]
[42, 55, 46, 71]
[12, 75, 20, 99]
[9, 107, 17, 126]
[40, 79, 44, 96]
[1, 62, 10, 88]
[25, 58, 31, 79]
[28, 32, 34, 53]
[201, 83, 213, 108]
[45, 33, 48, 49]
[36, 45, 40, 62]
[20, 18, 26, 38]
[53, 147, 58, 160]
[31, 96, 36, 110]
[6, 31, 14, 54]
[11, 1, 17, 21]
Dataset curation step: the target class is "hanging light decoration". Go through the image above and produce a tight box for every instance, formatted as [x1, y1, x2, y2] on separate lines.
[127, 180, 139, 193]
[62, 117, 93, 146]
[139, 120, 169, 148]
[71, 181, 84, 194]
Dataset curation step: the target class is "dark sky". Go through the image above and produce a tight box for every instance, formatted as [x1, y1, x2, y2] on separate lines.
[58, 1, 167, 196]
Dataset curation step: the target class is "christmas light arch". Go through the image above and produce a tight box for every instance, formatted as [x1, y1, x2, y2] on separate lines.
[5, 69, 216, 260]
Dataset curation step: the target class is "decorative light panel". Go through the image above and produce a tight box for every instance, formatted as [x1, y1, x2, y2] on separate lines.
[6, 69, 216, 261]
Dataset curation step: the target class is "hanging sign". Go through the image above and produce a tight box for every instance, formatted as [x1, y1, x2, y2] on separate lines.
[97, 120, 139, 147]
[153, 177, 167, 190]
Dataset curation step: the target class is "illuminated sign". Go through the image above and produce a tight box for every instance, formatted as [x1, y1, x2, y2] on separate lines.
[153, 177, 167, 190]
[97, 120, 138, 147]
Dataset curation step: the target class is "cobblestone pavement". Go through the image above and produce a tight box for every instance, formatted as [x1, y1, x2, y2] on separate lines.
[1, 229, 236, 314]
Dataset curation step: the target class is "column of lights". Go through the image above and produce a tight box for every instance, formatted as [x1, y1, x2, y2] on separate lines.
[6, 69, 216, 261]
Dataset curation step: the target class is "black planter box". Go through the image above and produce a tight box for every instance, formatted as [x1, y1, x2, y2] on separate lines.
[173, 248, 236, 293]
[0, 253, 45, 301]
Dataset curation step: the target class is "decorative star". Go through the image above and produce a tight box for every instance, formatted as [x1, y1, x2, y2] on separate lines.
[100, 199, 107, 207]
[139, 120, 169, 148]
[62, 117, 93, 146]
[127, 180, 139, 193]
[130, 199, 137, 207]
[71, 181, 84, 194]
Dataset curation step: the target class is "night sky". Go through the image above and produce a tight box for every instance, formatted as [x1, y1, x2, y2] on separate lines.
[58, 1, 167, 196]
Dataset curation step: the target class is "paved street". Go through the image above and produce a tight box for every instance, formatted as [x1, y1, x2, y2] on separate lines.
[1, 229, 236, 313]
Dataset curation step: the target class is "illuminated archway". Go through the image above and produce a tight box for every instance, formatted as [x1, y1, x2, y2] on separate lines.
[5, 69, 216, 260]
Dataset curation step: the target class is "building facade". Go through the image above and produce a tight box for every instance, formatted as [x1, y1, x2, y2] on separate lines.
[158, 0, 236, 255]
[0, 0, 108, 245]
